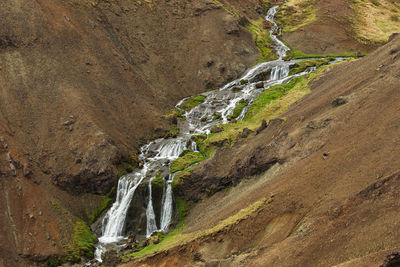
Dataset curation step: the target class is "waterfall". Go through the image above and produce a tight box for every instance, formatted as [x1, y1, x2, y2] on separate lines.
[146, 177, 158, 237]
[271, 65, 290, 80]
[100, 172, 146, 243]
[160, 174, 175, 231]
[92, 4, 344, 262]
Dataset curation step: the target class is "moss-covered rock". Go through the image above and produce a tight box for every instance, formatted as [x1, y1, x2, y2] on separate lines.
[170, 152, 205, 173]
[228, 99, 248, 119]
[289, 58, 333, 75]
[178, 95, 207, 112]
[66, 220, 97, 263]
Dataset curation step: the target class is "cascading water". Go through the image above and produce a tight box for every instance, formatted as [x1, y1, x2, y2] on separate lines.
[160, 174, 175, 231]
[93, 5, 344, 262]
[145, 178, 158, 237]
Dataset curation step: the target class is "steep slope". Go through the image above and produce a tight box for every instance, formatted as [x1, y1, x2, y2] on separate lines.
[122, 33, 400, 266]
[276, 0, 400, 55]
[0, 0, 264, 265]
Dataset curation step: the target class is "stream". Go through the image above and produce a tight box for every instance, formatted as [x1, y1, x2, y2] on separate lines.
[93, 5, 341, 262]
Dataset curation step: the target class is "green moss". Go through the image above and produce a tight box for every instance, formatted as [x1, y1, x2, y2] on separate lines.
[170, 152, 205, 173]
[290, 49, 366, 59]
[151, 171, 164, 190]
[66, 220, 97, 263]
[164, 126, 180, 138]
[178, 95, 207, 112]
[240, 79, 248, 85]
[244, 77, 302, 120]
[213, 113, 222, 121]
[51, 200, 59, 210]
[172, 167, 194, 190]
[228, 100, 248, 119]
[289, 58, 333, 75]
[163, 108, 184, 120]
[245, 19, 278, 63]
[88, 196, 112, 225]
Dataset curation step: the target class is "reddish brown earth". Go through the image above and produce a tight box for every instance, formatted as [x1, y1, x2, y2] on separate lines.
[1, 0, 398, 266]
[0, 0, 265, 265]
[123, 34, 400, 267]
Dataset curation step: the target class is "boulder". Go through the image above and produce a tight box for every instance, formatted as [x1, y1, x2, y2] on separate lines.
[380, 252, 400, 267]
[331, 96, 347, 107]
[256, 120, 268, 135]
[101, 249, 121, 267]
[255, 81, 264, 88]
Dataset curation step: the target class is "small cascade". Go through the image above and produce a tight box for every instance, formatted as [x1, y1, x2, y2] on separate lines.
[271, 65, 290, 80]
[145, 178, 158, 237]
[100, 172, 147, 243]
[265, 6, 290, 59]
[160, 174, 175, 231]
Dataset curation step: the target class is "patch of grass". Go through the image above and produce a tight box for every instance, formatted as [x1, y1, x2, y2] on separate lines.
[66, 220, 97, 263]
[170, 151, 205, 173]
[228, 100, 248, 119]
[178, 95, 207, 112]
[288, 48, 365, 59]
[245, 19, 278, 63]
[212, 0, 240, 18]
[350, 0, 400, 44]
[127, 197, 272, 259]
[289, 58, 333, 75]
[276, 0, 318, 33]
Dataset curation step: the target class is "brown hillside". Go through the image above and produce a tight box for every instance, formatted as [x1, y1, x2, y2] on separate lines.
[123, 33, 400, 267]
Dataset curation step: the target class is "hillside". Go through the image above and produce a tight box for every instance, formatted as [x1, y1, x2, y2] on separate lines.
[122, 32, 400, 267]
[0, 0, 399, 266]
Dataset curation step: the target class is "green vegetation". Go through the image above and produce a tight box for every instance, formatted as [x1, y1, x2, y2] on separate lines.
[178, 95, 207, 112]
[275, 0, 318, 33]
[172, 167, 194, 190]
[287, 49, 365, 59]
[88, 192, 114, 225]
[51, 200, 59, 210]
[245, 19, 278, 63]
[240, 79, 248, 85]
[163, 108, 184, 120]
[213, 113, 221, 121]
[126, 196, 271, 260]
[350, 0, 400, 45]
[289, 58, 333, 75]
[170, 151, 205, 173]
[151, 171, 164, 190]
[228, 100, 248, 119]
[66, 220, 97, 263]
[164, 125, 180, 138]
[118, 153, 138, 177]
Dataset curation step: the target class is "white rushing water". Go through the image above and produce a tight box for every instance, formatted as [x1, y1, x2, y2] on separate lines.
[93, 5, 343, 262]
